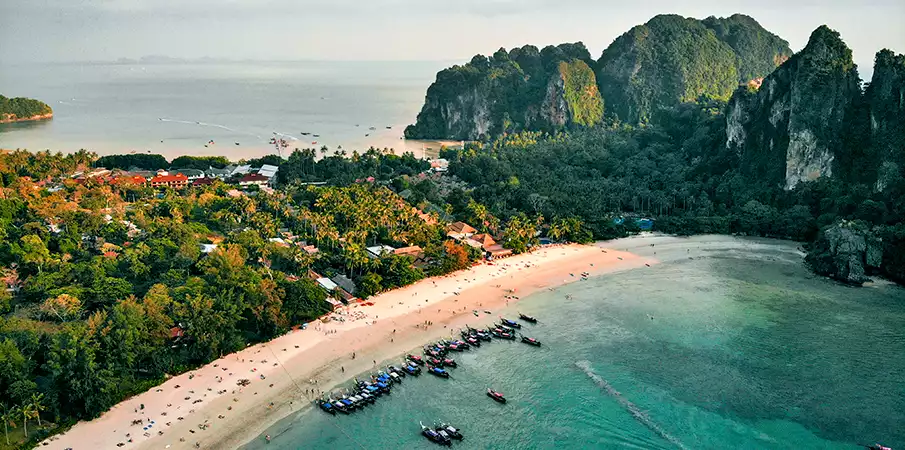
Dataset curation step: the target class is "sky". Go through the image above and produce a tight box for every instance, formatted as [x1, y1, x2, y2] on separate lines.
[1, 0, 903, 74]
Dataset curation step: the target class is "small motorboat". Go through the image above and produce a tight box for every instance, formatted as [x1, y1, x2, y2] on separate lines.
[428, 366, 450, 378]
[407, 354, 424, 365]
[442, 358, 457, 368]
[466, 337, 480, 347]
[865, 445, 892, 450]
[520, 336, 541, 347]
[453, 340, 470, 350]
[402, 363, 421, 375]
[316, 399, 335, 415]
[439, 423, 463, 440]
[500, 318, 522, 329]
[358, 392, 375, 404]
[519, 313, 538, 323]
[388, 365, 406, 377]
[338, 397, 355, 411]
[332, 400, 351, 414]
[428, 357, 443, 367]
[487, 388, 507, 403]
[421, 422, 451, 446]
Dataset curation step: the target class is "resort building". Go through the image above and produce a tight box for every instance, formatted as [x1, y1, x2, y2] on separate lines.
[466, 233, 513, 259]
[429, 158, 449, 172]
[173, 168, 205, 181]
[446, 222, 477, 240]
[394, 245, 424, 259]
[149, 173, 189, 189]
[206, 166, 232, 179]
[230, 165, 252, 176]
[366, 245, 397, 259]
[257, 164, 279, 179]
[238, 173, 270, 187]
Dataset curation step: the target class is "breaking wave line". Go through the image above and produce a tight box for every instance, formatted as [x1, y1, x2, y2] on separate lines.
[575, 360, 688, 450]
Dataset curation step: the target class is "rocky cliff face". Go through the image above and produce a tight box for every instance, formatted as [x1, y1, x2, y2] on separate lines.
[865, 49, 905, 191]
[806, 220, 883, 285]
[726, 26, 861, 189]
[597, 14, 791, 124]
[405, 44, 602, 141]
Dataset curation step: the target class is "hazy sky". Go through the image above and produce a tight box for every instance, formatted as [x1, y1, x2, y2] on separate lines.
[2, 0, 903, 73]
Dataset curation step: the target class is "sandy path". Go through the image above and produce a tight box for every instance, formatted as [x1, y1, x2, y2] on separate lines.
[43, 244, 651, 450]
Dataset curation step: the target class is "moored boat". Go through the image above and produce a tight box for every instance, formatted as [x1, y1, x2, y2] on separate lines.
[487, 388, 507, 403]
[316, 399, 336, 415]
[407, 354, 424, 365]
[442, 358, 457, 368]
[421, 422, 451, 446]
[520, 335, 541, 347]
[428, 366, 450, 378]
[519, 313, 538, 323]
[500, 318, 522, 329]
[439, 423, 463, 440]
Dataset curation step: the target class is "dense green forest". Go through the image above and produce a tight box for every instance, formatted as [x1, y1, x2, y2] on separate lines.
[0, 149, 488, 447]
[0, 96, 52, 122]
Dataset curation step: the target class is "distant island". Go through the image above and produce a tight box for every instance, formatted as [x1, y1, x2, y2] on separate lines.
[0, 95, 53, 124]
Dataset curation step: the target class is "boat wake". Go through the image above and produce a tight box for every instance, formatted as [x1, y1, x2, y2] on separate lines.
[575, 360, 687, 450]
[272, 131, 299, 141]
[158, 118, 262, 139]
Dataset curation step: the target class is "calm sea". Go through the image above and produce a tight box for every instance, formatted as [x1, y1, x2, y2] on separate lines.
[0, 61, 453, 160]
[244, 236, 904, 450]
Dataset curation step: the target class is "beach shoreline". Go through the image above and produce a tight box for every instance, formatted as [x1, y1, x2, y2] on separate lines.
[43, 243, 652, 450]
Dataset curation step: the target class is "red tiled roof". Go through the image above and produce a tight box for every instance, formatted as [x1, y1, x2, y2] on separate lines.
[447, 222, 476, 235]
[111, 175, 147, 185]
[193, 177, 215, 186]
[240, 173, 270, 182]
[150, 174, 189, 183]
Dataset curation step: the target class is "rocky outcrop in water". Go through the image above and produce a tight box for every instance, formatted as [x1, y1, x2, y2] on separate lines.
[806, 220, 883, 285]
[726, 26, 861, 189]
[404, 44, 602, 140]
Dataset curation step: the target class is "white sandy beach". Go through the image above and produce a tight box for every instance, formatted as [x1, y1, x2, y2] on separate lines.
[43, 243, 653, 450]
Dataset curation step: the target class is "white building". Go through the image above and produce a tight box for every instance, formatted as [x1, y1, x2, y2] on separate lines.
[366, 245, 396, 259]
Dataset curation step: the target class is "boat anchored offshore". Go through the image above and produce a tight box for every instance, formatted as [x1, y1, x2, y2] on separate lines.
[421, 422, 452, 446]
[487, 388, 507, 403]
[428, 366, 450, 378]
[438, 423, 463, 440]
[518, 313, 538, 323]
[520, 335, 541, 347]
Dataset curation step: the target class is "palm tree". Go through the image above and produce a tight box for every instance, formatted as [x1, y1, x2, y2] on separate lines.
[0, 403, 16, 446]
[19, 404, 32, 438]
[31, 393, 46, 428]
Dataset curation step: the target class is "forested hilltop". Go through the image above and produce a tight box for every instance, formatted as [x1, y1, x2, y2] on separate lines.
[0, 96, 53, 123]
[405, 13, 791, 139]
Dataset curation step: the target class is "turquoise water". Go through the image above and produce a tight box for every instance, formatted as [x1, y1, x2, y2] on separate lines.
[245, 237, 904, 449]
[0, 61, 449, 158]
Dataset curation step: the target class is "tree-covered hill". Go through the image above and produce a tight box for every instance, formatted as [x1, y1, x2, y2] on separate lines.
[0, 95, 53, 122]
[597, 14, 792, 124]
[404, 43, 603, 140]
[405, 14, 791, 140]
